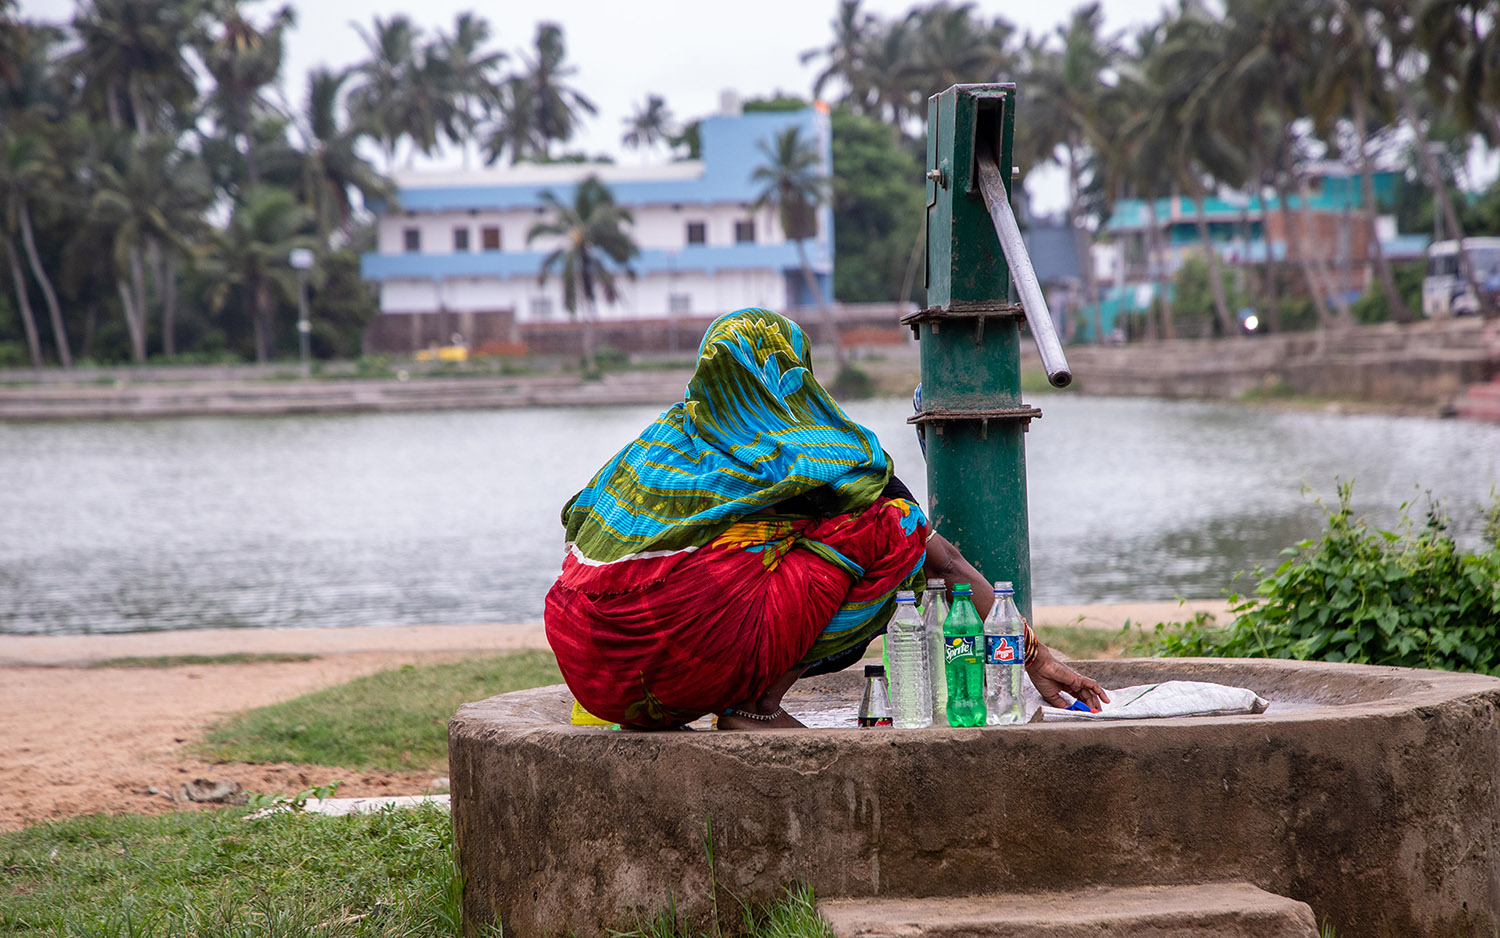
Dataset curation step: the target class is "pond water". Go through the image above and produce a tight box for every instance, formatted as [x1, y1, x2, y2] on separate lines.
[2, 395, 1497, 635]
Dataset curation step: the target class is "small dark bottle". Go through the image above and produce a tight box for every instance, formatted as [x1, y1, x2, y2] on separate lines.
[858, 664, 894, 727]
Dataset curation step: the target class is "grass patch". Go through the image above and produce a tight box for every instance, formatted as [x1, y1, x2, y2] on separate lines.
[1034, 623, 1131, 659]
[198, 650, 562, 772]
[0, 804, 484, 937]
[89, 652, 317, 669]
[615, 883, 833, 938]
[0, 806, 829, 938]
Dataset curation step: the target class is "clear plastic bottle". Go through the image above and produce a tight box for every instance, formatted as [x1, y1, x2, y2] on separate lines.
[858, 664, 893, 727]
[885, 590, 932, 728]
[942, 583, 986, 727]
[983, 581, 1027, 725]
[921, 578, 949, 725]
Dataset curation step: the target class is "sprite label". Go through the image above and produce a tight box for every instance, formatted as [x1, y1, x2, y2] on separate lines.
[944, 635, 978, 665]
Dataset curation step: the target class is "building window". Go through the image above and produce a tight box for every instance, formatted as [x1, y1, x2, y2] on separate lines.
[734, 220, 755, 244]
[686, 221, 706, 246]
[668, 293, 692, 314]
[453, 227, 470, 252]
[482, 226, 501, 251]
[403, 227, 421, 253]
[529, 297, 553, 320]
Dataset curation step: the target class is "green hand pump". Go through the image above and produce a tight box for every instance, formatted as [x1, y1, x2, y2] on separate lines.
[905, 83, 1072, 624]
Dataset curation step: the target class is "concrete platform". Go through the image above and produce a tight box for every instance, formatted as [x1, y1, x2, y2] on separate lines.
[449, 658, 1500, 938]
[818, 882, 1318, 938]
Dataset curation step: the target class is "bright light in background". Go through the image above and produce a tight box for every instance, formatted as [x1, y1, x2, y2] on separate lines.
[1243, 314, 1260, 332]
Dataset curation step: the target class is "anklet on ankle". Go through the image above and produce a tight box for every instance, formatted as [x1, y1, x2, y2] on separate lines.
[722, 706, 785, 723]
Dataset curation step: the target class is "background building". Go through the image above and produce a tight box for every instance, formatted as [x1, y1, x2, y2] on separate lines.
[1090, 164, 1430, 338]
[359, 101, 833, 355]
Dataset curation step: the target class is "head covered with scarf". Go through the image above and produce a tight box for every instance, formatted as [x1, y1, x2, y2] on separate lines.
[562, 308, 901, 565]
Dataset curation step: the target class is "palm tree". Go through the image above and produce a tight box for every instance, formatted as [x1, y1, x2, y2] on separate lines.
[1310, 1, 1411, 323]
[89, 133, 202, 361]
[200, 1, 293, 190]
[481, 74, 539, 165]
[1026, 4, 1119, 342]
[1218, 0, 1341, 327]
[3, 133, 69, 364]
[1153, 1, 1244, 338]
[513, 23, 596, 161]
[905, 2, 1010, 99]
[751, 125, 845, 369]
[0, 19, 71, 366]
[865, 16, 919, 136]
[527, 175, 637, 374]
[205, 185, 315, 362]
[801, 0, 875, 113]
[287, 67, 390, 246]
[436, 12, 505, 169]
[348, 15, 420, 171]
[621, 95, 675, 160]
[1406, 0, 1495, 317]
[0, 0, 25, 91]
[0, 131, 44, 365]
[66, 0, 203, 135]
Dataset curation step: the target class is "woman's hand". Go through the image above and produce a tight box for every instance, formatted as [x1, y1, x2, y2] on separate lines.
[923, 530, 1109, 711]
[1027, 643, 1110, 712]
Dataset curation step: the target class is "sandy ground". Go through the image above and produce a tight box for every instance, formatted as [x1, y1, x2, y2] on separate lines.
[0, 602, 1227, 832]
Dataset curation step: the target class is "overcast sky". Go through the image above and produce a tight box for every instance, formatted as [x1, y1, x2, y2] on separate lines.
[22, 0, 1175, 212]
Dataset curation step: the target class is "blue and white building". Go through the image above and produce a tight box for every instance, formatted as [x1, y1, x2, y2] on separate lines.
[360, 100, 833, 353]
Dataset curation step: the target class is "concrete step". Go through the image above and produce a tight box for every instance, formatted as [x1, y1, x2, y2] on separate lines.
[819, 882, 1318, 938]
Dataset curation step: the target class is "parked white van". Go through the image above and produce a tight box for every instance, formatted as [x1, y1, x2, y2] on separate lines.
[1423, 237, 1500, 317]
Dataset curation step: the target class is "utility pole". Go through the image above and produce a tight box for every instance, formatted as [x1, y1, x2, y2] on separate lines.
[290, 248, 314, 378]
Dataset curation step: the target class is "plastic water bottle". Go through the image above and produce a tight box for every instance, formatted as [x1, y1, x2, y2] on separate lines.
[885, 590, 932, 728]
[942, 583, 986, 727]
[858, 664, 893, 727]
[983, 581, 1027, 725]
[921, 579, 949, 724]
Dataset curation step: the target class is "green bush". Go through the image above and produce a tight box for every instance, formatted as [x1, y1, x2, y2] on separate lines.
[1349, 260, 1425, 324]
[1136, 481, 1500, 673]
[1171, 253, 1247, 337]
[0, 340, 30, 367]
[593, 344, 630, 370]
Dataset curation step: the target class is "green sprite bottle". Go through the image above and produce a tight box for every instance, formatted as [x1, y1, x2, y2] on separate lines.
[942, 583, 986, 727]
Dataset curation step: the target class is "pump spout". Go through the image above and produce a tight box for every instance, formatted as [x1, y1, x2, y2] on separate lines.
[975, 152, 1072, 388]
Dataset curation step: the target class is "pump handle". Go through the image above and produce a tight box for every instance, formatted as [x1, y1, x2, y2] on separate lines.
[975, 152, 1073, 389]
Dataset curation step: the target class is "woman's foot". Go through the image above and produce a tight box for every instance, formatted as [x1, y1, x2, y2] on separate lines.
[716, 705, 805, 730]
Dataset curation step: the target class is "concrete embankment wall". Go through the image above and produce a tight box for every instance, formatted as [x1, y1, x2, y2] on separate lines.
[1053, 318, 1500, 409]
[0, 371, 694, 420]
[1, 318, 1495, 421]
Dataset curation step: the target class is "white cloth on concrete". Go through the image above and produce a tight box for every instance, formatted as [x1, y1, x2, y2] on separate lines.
[1029, 680, 1269, 723]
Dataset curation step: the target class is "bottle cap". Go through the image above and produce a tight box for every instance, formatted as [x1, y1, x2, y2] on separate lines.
[994, 580, 1014, 594]
[927, 578, 946, 588]
[953, 582, 972, 594]
[864, 664, 885, 678]
[895, 590, 916, 602]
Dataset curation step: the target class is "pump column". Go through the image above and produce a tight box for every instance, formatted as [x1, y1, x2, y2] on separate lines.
[904, 83, 1039, 622]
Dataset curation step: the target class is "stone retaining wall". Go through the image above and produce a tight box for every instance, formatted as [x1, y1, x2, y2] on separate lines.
[449, 659, 1500, 938]
[1056, 318, 1500, 406]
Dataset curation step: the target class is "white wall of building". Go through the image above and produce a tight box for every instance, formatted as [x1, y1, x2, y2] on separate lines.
[378, 200, 796, 321]
[380, 268, 790, 323]
[382, 201, 786, 259]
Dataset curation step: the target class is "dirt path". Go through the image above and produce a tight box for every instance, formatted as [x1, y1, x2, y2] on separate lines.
[0, 605, 1226, 832]
[0, 624, 550, 832]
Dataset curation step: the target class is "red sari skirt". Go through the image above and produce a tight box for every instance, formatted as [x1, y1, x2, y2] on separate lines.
[544, 496, 927, 728]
